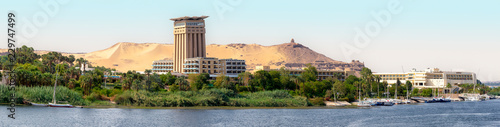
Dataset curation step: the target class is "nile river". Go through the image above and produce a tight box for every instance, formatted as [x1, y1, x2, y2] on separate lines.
[2, 100, 500, 127]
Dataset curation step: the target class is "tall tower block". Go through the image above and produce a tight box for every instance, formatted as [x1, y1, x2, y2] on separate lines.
[170, 16, 208, 73]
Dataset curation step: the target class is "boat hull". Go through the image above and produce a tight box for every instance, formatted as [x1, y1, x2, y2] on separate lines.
[31, 103, 48, 107]
[48, 103, 74, 108]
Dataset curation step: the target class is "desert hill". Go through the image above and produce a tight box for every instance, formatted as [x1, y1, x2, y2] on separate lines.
[1, 40, 364, 72]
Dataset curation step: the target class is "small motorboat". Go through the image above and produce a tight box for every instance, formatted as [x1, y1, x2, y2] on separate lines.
[325, 101, 346, 107]
[383, 102, 394, 106]
[427, 97, 451, 103]
[357, 101, 372, 107]
[49, 103, 74, 108]
[371, 101, 384, 106]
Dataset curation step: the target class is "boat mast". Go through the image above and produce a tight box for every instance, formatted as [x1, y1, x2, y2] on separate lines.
[358, 83, 361, 101]
[403, 66, 408, 101]
[333, 84, 336, 102]
[406, 83, 409, 101]
[53, 58, 60, 104]
[395, 83, 397, 99]
[386, 83, 389, 99]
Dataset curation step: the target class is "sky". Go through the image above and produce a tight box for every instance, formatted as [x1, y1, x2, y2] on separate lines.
[1, 0, 499, 81]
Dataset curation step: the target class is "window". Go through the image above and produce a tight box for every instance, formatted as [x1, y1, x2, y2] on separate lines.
[175, 23, 185, 27]
[187, 22, 204, 26]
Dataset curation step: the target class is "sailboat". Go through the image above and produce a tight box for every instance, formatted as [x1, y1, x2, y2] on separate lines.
[357, 83, 371, 107]
[48, 65, 74, 108]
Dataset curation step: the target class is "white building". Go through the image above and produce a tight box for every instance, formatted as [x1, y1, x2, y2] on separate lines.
[373, 68, 477, 89]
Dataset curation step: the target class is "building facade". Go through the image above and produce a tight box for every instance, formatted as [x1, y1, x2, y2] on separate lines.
[152, 16, 246, 77]
[152, 57, 246, 77]
[171, 16, 208, 73]
[151, 60, 173, 73]
[373, 68, 477, 89]
[220, 59, 246, 77]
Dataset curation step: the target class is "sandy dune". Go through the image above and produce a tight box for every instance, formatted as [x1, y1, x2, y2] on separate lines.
[2, 42, 354, 72]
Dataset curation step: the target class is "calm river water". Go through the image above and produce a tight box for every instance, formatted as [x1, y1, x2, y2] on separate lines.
[2, 99, 500, 127]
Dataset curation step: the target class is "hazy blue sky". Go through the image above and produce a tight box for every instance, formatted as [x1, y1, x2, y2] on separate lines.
[1, 0, 499, 81]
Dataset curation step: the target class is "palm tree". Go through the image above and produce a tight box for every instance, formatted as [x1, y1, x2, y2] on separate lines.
[144, 69, 152, 91]
[375, 75, 381, 97]
[368, 74, 374, 97]
[175, 76, 188, 91]
[76, 58, 83, 74]
[354, 81, 361, 100]
[80, 73, 93, 95]
[67, 55, 75, 67]
[395, 78, 401, 99]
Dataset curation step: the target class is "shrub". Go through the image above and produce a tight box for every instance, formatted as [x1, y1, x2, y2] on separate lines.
[0, 85, 86, 105]
[112, 89, 308, 107]
[109, 89, 123, 97]
[309, 97, 325, 106]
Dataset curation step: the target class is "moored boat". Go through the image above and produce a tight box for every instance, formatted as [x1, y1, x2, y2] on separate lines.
[30, 102, 48, 107]
[48, 103, 74, 108]
[48, 64, 75, 108]
[383, 101, 394, 106]
[357, 101, 371, 107]
[371, 101, 384, 106]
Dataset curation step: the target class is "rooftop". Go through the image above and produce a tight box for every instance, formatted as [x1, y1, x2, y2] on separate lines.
[170, 16, 209, 21]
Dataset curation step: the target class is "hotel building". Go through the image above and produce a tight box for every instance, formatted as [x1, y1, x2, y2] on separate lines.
[373, 68, 477, 89]
[152, 16, 246, 77]
[171, 16, 208, 73]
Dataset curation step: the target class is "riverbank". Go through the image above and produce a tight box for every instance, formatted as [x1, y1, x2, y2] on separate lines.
[80, 105, 360, 109]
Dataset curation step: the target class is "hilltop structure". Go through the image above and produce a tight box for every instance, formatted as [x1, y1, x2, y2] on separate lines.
[152, 16, 246, 77]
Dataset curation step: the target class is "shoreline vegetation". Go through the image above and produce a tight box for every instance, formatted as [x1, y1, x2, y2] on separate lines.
[1, 45, 498, 108]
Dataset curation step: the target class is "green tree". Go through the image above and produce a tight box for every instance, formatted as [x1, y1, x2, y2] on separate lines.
[144, 69, 152, 91]
[279, 67, 295, 90]
[301, 63, 318, 82]
[360, 67, 374, 97]
[67, 55, 75, 66]
[253, 70, 272, 91]
[15, 45, 40, 64]
[406, 80, 412, 97]
[422, 88, 433, 97]
[394, 78, 401, 99]
[160, 72, 177, 86]
[79, 73, 93, 95]
[214, 74, 233, 90]
[189, 73, 210, 91]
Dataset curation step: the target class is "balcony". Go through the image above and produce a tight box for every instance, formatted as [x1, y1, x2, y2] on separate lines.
[152, 65, 173, 67]
[183, 63, 199, 65]
[152, 69, 173, 71]
[184, 72, 200, 74]
[226, 69, 246, 71]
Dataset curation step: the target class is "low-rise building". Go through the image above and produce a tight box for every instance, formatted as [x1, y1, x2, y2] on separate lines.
[373, 68, 477, 89]
[220, 58, 246, 77]
[151, 60, 173, 73]
[152, 57, 246, 77]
